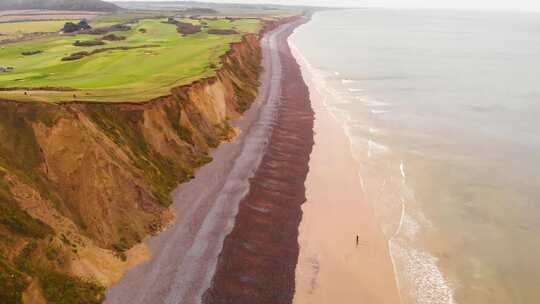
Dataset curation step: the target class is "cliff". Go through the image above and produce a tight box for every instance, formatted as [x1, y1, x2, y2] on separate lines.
[0, 33, 262, 304]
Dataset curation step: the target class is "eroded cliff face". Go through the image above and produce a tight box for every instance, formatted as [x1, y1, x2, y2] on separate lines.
[0, 33, 261, 303]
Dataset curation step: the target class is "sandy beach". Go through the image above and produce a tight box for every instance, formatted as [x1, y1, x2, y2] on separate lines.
[291, 46, 401, 303]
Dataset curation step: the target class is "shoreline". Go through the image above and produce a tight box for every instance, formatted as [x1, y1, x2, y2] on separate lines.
[290, 36, 402, 303]
[202, 17, 314, 303]
[104, 19, 304, 304]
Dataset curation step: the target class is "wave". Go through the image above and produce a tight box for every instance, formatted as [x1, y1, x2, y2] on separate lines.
[367, 138, 388, 157]
[371, 109, 389, 114]
[390, 207, 456, 304]
[389, 161, 456, 304]
[393, 241, 456, 304]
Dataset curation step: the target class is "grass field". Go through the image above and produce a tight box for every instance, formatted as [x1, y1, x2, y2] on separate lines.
[0, 17, 261, 103]
[0, 20, 70, 40]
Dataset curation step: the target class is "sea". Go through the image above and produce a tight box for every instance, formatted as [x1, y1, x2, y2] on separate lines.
[290, 8, 540, 304]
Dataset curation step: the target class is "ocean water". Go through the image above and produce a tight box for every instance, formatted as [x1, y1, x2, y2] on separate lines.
[290, 9, 540, 304]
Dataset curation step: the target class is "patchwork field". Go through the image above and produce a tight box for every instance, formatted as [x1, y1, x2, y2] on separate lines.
[0, 17, 261, 103]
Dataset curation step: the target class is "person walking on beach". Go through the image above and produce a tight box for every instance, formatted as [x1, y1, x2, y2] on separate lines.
[356, 235, 359, 246]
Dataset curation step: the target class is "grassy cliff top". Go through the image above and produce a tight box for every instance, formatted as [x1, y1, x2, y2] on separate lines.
[0, 17, 261, 103]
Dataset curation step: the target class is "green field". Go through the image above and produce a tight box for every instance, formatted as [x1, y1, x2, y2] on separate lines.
[0, 17, 261, 103]
[0, 20, 71, 40]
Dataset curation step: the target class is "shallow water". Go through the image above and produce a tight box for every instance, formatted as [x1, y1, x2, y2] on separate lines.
[291, 8, 540, 304]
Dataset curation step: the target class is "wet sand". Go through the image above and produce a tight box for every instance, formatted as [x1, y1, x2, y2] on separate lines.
[105, 20, 302, 304]
[291, 47, 402, 303]
[203, 17, 313, 304]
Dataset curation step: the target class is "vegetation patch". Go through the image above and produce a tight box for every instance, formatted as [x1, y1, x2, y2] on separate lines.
[84, 105, 191, 207]
[84, 23, 132, 35]
[6, 233, 105, 304]
[62, 20, 91, 33]
[0, 259, 28, 304]
[208, 29, 239, 35]
[164, 18, 202, 36]
[62, 44, 160, 61]
[73, 39, 105, 47]
[37, 267, 105, 304]
[0, 197, 51, 239]
[102, 33, 126, 41]
[21, 50, 43, 56]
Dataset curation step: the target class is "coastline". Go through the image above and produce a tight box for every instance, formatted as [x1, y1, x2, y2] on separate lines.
[290, 38, 402, 303]
[104, 19, 305, 304]
[203, 17, 313, 303]
[106, 14, 396, 304]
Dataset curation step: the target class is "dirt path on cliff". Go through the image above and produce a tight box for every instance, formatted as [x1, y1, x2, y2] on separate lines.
[104, 21, 294, 304]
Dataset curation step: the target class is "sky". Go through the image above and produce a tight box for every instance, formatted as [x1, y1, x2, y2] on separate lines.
[111, 0, 540, 12]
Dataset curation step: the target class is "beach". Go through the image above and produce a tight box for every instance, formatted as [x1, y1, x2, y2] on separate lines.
[291, 45, 401, 304]
[203, 18, 314, 303]
[105, 18, 314, 304]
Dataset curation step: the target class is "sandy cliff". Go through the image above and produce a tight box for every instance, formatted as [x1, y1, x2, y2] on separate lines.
[0, 33, 261, 303]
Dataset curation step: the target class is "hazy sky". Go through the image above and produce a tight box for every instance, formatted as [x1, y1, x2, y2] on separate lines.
[113, 0, 540, 12]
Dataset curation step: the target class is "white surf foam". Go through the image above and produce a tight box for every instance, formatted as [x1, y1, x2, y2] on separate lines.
[388, 161, 456, 304]
[393, 242, 457, 304]
[371, 109, 389, 114]
[367, 139, 388, 157]
[364, 99, 390, 107]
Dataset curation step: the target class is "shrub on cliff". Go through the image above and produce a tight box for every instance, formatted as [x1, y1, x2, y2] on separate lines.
[37, 268, 105, 304]
[0, 260, 28, 304]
